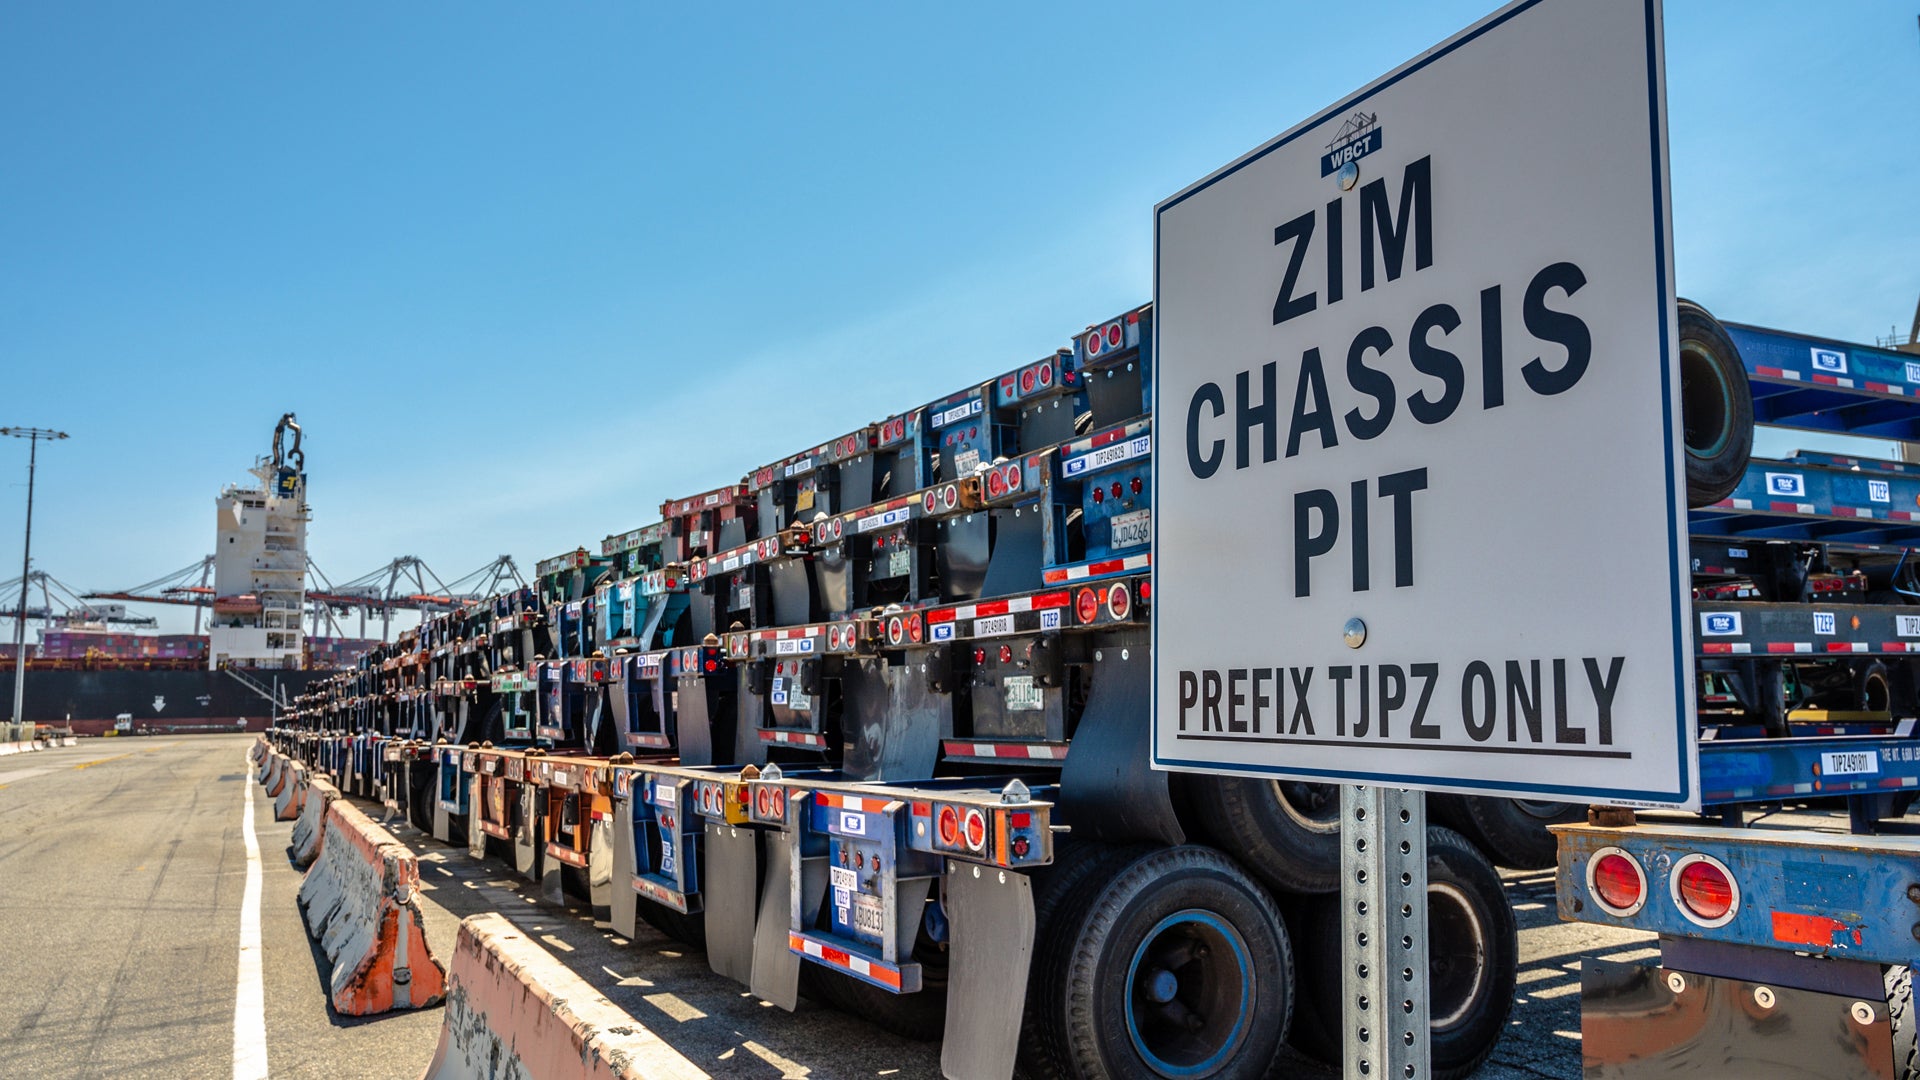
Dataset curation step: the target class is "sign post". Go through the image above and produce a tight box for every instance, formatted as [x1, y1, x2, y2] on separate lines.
[1151, 0, 1681, 1074]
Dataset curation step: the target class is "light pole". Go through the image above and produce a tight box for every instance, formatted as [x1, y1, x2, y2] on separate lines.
[1, 427, 68, 741]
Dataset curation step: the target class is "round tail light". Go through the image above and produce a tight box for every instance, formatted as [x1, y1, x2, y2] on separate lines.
[923, 491, 938, 514]
[1076, 588, 1100, 624]
[1021, 368, 1036, 393]
[907, 614, 924, 644]
[1086, 330, 1104, 356]
[1037, 363, 1053, 387]
[1108, 583, 1131, 620]
[1092, 486, 1105, 504]
[1106, 324, 1122, 347]
[937, 805, 960, 846]
[962, 808, 987, 852]
[1003, 464, 1022, 492]
[888, 616, 904, 646]
[987, 470, 1007, 499]
[1588, 849, 1648, 916]
[1672, 854, 1738, 926]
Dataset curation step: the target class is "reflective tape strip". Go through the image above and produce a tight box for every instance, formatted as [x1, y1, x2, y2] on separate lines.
[1700, 643, 1752, 654]
[1825, 642, 1870, 653]
[1833, 507, 1876, 518]
[1754, 366, 1800, 381]
[1811, 374, 1856, 388]
[942, 740, 1068, 761]
[1765, 643, 1816, 653]
[759, 730, 828, 748]
[789, 934, 903, 990]
[1042, 554, 1151, 585]
[813, 791, 899, 814]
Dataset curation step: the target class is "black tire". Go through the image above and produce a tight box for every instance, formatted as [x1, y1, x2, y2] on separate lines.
[1858, 661, 1893, 715]
[1678, 299, 1754, 508]
[1445, 796, 1584, 871]
[1018, 842, 1158, 1080]
[407, 761, 435, 833]
[1028, 845, 1292, 1080]
[1182, 775, 1341, 894]
[1288, 826, 1518, 1080]
[635, 899, 707, 949]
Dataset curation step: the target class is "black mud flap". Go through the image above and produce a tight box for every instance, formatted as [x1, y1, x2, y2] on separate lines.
[839, 659, 944, 782]
[1059, 627, 1184, 845]
[609, 794, 639, 939]
[941, 862, 1035, 1080]
[513, 782, 541, 881]
[750, 820, 825, 1010]
[704, 822, 761, 988]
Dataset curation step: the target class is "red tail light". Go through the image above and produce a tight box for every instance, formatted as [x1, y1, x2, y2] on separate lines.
[987, 469, 1007, 499]
[1021, 368, 1036, 393]
[907, 613, 924, 644]
[1076, 588, 1100, 624]
[1106, 324, 1122, 347]
[998, 645, 1013, 664]
[937, 805, 959, 846]
[1037, 362, 1053, 387]
[1107, 583, 1131, 620]
[1672, 854, 1738, 926]
[1588, 849, 1648, 916]
[1092, 486, 1105, 504]
[962, 807, 987, 852]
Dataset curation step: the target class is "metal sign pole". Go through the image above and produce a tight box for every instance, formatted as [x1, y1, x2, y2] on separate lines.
[1342, 784, 1431, 1079]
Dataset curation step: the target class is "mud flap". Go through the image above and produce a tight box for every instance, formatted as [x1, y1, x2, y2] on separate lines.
[1059, 627, 1184, 846]
[941, 863, 1035, 1080]
[466, 775, 486, 860]
[513, 783, 541, 881]
[750, 821, 825, 1010]
[431, 760, 453, 844]
[610, 795, 639, 938]
[587, 816, 613, 928]
[705, 823, 760, 987]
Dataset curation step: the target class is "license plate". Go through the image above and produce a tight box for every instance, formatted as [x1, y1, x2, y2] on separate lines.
[788, 687, 812, 712]
[1005, 675, 1044, 711]
[654, 781, 677, 806]
[1110, 509, 1151, 549]
[888, 546, 913, 579]
[852, 894, 886, 936]
[953, 447, 981, 476]
[1822, 751, 1879, 777]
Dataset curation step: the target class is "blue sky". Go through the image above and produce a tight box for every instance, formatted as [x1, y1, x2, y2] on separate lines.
[2, 1, 1916, 637]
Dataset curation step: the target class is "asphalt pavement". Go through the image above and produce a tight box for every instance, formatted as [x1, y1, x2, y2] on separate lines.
[0, 733, 1691, 1079]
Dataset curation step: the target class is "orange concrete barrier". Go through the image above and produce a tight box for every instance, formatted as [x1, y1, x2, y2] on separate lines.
[297, 800, 446, 1015]
[421, 912, 709, 1080]
[274, 761, 308, 821]
[290, 776, 340, 869]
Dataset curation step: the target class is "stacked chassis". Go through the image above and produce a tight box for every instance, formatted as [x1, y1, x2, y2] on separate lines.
[272, 305, 1920, 1079]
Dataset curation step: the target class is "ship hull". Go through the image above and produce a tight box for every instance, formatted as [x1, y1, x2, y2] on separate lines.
[0, 669, 329, 736]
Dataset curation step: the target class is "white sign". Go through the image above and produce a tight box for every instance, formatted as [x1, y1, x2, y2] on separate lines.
[1152, 0, 1696, 807]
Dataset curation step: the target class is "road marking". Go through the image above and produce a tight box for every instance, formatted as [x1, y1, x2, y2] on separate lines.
[72, 753, 132, 770]
[234, 762, 268, 1080]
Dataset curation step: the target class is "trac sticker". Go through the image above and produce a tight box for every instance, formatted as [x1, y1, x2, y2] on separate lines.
[1764, 473, 1807, 498]
[838, 811, 867, 836]
[1700, 612, 1742, 636]
[1809, 347, 1848, 374]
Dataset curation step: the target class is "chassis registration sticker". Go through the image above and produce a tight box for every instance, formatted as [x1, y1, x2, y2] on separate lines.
[1821, 751, 1879, 777]
[1004, 675, 1044, 711]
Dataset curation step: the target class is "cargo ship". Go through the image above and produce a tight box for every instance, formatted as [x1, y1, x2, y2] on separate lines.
[2, 413, 381, 734]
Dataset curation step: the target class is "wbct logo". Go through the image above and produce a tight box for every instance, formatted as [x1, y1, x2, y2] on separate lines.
[1321, 110, 1382, 180]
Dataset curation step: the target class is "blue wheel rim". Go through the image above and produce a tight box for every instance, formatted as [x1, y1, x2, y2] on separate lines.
[1123, 908, 1255, 1077]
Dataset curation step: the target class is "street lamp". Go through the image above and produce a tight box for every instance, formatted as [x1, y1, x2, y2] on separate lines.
[1, 427, 68, 741]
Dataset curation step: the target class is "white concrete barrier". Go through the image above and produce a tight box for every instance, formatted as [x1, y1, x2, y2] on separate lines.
[421, 912, 709, 1080]
[298, 800, 446, 1015]
[290, 776, 341, 869]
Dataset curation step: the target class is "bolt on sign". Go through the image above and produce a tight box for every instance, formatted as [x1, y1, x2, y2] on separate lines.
[1152, 0, 1697, 808]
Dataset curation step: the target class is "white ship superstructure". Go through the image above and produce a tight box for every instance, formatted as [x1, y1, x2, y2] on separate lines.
[208, 415, 307, 670]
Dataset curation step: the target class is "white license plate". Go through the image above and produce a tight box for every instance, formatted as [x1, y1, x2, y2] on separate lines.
[852, 894, 886, 936]
[974, 614, 1015, 638]
[953, 448, 981, 476]
[788, 687, 812, 712]
[1005, 675, 1044, 711]
[654, 781, 677, 806]
[1822, 751, 1879, 777]
[1110, 509, 1151, 549]
[888, 547, 913, 579]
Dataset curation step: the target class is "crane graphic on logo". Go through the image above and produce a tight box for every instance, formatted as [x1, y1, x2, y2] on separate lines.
[1322, 110, 1383, 182]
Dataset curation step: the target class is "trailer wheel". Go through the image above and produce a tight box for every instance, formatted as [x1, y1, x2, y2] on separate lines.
[636, 900, 707, 949]
[1858, 661, 1893, 715]
[1183, 776, 1341, 894]
[1020, 842, 1157, 1079]
[1678, 299, 1753, 508]
[1431, 794, 1582, 870]
[1038, 846, 1292, 1080]
[1287, 826, 1517, 1080]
